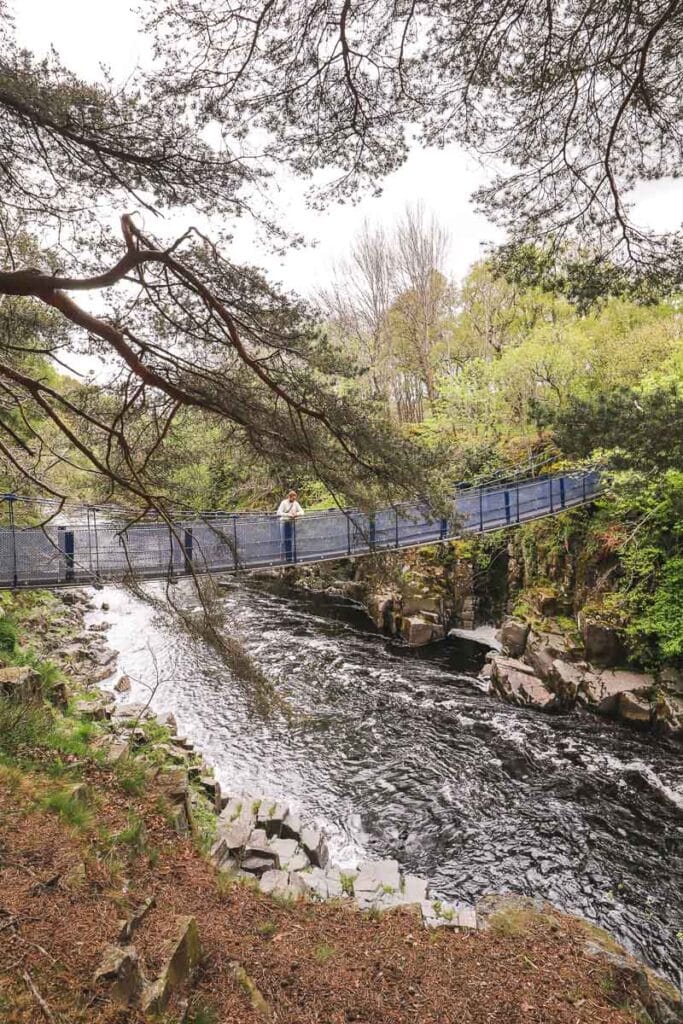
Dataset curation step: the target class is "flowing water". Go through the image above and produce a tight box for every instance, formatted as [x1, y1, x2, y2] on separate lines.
[89, 579, 683, 987]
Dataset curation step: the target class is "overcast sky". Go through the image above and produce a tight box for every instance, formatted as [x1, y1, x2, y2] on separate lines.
[12, 0, 682, 296]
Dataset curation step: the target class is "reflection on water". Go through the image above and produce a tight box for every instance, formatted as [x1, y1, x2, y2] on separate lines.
[89, 579, 683, 987]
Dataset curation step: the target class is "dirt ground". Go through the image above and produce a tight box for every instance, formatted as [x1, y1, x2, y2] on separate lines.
[0, 759, 653, 1024]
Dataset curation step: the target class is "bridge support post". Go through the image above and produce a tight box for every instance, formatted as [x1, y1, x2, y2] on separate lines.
[5, 494, 18, 588]
[58, 526, 75, 583]
[560, 477, 566, 509]
[394, 510, 399, 547]
[232, 516, 239, 569]
[515, 481, 520, 523]
[504, 491, 511, 525]
[549, 477, 554, 513]
[368, 514, 376, 550]
[479, 488, 484, 531]
[183, 527, 193, 572]
[440, 517, 448, 540]
[347, 514, 352, 555]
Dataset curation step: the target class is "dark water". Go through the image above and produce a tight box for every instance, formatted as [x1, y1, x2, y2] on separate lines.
[89, 580, 683, 987]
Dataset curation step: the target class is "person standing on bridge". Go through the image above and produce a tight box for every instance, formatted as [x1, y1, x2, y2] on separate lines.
[277, 489, 304, 563]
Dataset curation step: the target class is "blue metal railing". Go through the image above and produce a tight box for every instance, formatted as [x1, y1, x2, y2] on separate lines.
[0, 470, 601, 589]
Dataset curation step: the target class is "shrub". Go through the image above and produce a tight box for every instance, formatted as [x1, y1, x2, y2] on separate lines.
[0, 617, 18, 654]
[0, 695, 53, 757]
[42, 787, 92, 829]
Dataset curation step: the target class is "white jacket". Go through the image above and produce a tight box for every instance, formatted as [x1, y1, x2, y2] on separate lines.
[277, 499, 303, 519]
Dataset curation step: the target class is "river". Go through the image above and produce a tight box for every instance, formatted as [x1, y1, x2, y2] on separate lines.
[89, 578, 683, 987]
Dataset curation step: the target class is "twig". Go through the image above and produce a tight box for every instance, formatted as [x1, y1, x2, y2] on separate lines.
[22, 971, 58, 1023]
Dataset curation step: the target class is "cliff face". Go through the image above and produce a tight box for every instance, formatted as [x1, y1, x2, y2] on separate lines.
[292, 507, 683, 737]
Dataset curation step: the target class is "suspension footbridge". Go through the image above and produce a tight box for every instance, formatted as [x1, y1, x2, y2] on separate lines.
[0, 470, 601, 589]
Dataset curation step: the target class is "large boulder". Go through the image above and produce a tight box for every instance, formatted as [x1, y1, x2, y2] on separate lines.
[617, 692, 652, 728]
[299, 826, 329, 869]
[580, 616, 625, 667]
[93, 945, 145, 1006]
[525, 631, 573, 680]
[652, 693, 683, 739]
[0, 665, 42, 703]
[215, 797, 256, 853]
[490, 655, 558, 711]
[549, 659, 585, 704]
[141, 916, 202, 1015]
[353, 858, 402, 909]
[401, 616, 440, 646]
[499, 618, 530, 658]
[256, 798, 290, 838]
[659, 666, 683, 695]
[366, 593, 396, 632]
[580, 668, 654, 714]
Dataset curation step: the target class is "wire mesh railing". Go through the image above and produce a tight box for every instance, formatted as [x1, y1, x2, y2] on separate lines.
[0, 469, 601, 589]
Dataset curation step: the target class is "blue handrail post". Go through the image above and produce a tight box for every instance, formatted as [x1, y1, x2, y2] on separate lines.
[346, 513, 352, 556]
[582, 473, 587, 503]
[292, 520, 297, 563]
[560, 477, 566, 509]
[549, 477, 554, 513]
[61, 527, 75, 582]
[479, 487, 484, 531]
[394, 510, 399, 548]
[5, 494, 18, 588]
[93, 508, 101, 577]
[183, 527, 193, 572]
[504, 490, 511, 525]
[232, 515, 239, 569]
[440, 516, 448, 540]
[515, 480, 520, 523]
[368, 513, 376, 550]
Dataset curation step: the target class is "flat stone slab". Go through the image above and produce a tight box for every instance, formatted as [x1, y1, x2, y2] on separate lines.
[257, 799, 289, 838]
[325, 867, 350, 899]
[297, 866, 330, 900]
[280, 812, 302, 841]
[300, 827, 329, 869]
[268, 837, 309, 871]
[217, 798, 256, 853]
[285, 850, 310, 872]
[354, 859, 401, 895]
[401, 874, 428, 905]
[241, 854, 276, 876]
[259, 869, 307, 901]
[420, 899, 478, 929]
[245, 829, 279, 864]
[259, 869, 289, 895]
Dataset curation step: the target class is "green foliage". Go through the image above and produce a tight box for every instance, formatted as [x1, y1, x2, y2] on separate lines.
[626, 558, 683, 664]
[190, 791, 219, 855]
[101, 811, 147, 855]
[0, 617, 18, 654]
[0, 696, 53, 757]
[340, 872, 356, 896]
[115, 758, 147, 796]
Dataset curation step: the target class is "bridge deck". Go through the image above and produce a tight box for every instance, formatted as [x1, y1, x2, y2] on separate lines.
[0, 471, 601, 589]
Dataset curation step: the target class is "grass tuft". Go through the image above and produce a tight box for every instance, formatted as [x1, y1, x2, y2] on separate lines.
[313, 942, 335, 963]
[42, 787, 92, 829]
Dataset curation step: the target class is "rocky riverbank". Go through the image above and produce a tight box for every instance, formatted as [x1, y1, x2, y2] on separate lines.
[1, 585, 682, 1022]
[267, 551, 683, 741]
[479, 617, 683, 738]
